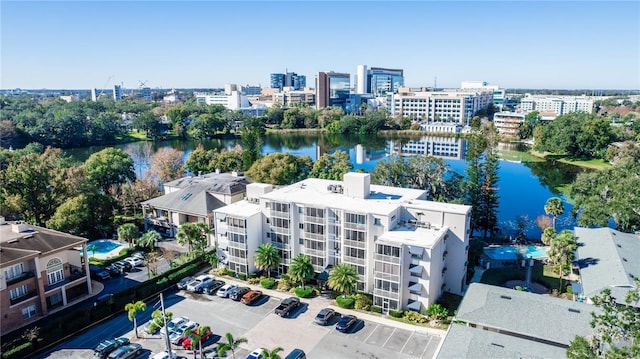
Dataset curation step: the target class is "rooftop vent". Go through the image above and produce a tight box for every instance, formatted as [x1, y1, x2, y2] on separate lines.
[499, 295, 512, 300]
[568, 308, 581, 313]
[11, 222, 29, 233]
[0, 216, 6, 225]
[491, 343, 505, 348]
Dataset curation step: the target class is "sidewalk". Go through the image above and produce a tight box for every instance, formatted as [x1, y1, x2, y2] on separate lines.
[215, 275, 447, 338]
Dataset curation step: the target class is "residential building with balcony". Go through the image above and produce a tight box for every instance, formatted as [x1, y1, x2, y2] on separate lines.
[493, 112, 525, 137]
[141, 172, 250, 242]
[0, 218, 92, 334]
[213, 173, 471, 312]
[518, 94, 594, 116]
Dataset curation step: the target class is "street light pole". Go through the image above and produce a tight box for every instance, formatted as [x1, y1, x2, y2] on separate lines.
[160, 293, 173, 358]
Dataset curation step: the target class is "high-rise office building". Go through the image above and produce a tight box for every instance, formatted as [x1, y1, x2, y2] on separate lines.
[316, 71, 350, 109]
[356, 65, 404, 96]
[270, 71, 306, 90]
[113, 85, 122, 101]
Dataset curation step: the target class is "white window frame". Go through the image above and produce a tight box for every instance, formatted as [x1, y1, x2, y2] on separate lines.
[10, 285, 28, 300]
[22, 304, 37, 319]
[46, 258, 64, 285]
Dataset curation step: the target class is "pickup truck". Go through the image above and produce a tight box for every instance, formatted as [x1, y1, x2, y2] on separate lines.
[274, 297, 300, 317]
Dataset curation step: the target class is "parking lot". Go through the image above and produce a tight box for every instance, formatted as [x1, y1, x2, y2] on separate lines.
[42, 280, 443, 359]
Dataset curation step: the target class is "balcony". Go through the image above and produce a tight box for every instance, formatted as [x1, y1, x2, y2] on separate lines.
[227, 241, 247, 250]
[227, 255, 248, 265]
[375, 254, 400, 264]
[145, 217, 174, 229]
[6, 271, 35, 286]
[301, 248, 325, 257]
[304, 232, 325, 241]
[344, 222, 366, 230]
[342, 257, 366, 266]
[269, 209, 290, 218]
[303, 216, 324, 224]
[10, 291, 38, 306]
[271, 226, 290, 235]
[343, 239, 366, 249]
[373, 271, 400, 283]
[373, 288, 399, 300]
[271, 242, 291, 251]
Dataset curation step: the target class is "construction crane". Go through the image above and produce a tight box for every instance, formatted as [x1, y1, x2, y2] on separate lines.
[96, 75, 114, 100]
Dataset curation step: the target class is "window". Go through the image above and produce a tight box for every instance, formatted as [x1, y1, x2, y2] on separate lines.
[376, 244, 400, 257]
[345, 230, 365, 241]
[299, 223, 304, 229]
[5, 263, 24, 281]
[22, 305, 36, 319]
[345, 247, 365, 259]
[10, 285, 28, 300]
[345, 213, 366, 225]
[46, 258, 64, 285]
[374, 218, 381, 226]
[299, 238, 304, 245]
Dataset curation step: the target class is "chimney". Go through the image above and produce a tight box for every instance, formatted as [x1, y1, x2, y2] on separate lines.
[343, 172, 370, 199]
[0, 216, 6, 225]
[11, 222, 29, 233]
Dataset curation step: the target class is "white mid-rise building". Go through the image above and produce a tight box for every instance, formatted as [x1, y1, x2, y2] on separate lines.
[194, 91, 251, 110]
[387, 88, 493, 125]
[493, 112, 526, 137]
[519, 94, 593, 115]
[214, 173, 471, 313]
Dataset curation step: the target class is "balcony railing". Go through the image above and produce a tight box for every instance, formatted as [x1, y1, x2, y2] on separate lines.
[301, 248, 325, 258]
[227, 255, 248, 265]
[6, 271, 35, 286]
[271, 226, 290, 235]
[373, 272, 400, 283]
[304, 232, 325, 241]
[227, 241, 247, 250]
[343, 239, 366, 249]
[344, 222, 366, 230]
[342, 257, 366, 266]
[375, 254, 401, 264]
[145, 217, 174, 228]
[272, 242, 291, 251]
[10, 291, 38, 306]
[303, 216, 325, 224]
[269, 209, 290, 218]
[373, 288, 400, 300]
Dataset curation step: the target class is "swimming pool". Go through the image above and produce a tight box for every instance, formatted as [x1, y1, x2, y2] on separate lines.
[83, 239, 124, 256]
[484, 245, 549, 260]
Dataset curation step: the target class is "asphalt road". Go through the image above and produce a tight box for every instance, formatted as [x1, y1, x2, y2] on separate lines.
[41, 282, 443, 359]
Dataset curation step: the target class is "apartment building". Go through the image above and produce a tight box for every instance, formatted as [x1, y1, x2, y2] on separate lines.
[519, 94, 594, 115]
[194, 91, 251, 111]
[214, 173, 471, 312]
[493, 112, 525, 137]
[387, 88, 493, 124]
[0, 218, 92, 334]
[387, 136, 467, 160]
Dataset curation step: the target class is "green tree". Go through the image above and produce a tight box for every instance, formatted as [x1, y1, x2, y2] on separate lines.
[544, 197, 564, 230]
[217, 332, 248, 359]
[288, 254, 315, 287]
[547, 230, 578, 291]
[309, 150, 353, 181]
[184, 144, 212, 174]
[567, 278, 639, 358]
[137, 230, 161, 249]
[254, 243, 280, 278]
[125, 301, 147, 338]
[133, 111, 162, 140]
[240, 117, 265, 170]
[88, 244, 97, 259]
[327, 263, 359, 298]
[147, 309, 173, 334]
[117, 223, 139, 246]
[205, 247, 219, 269]
[261, 347, 284, 359]
[84, 148, 135, 193]
[246, 152, 312, 185]
[176, 222, 210, 258]
[47, 193, 116, 239]
[210, 147, 244, 173]
[184, 325, 211, 355]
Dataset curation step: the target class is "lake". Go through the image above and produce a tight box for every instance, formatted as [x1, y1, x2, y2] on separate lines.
[65, 133, 589, 239]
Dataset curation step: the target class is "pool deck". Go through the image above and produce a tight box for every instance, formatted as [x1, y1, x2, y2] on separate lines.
[86, 242, 130, 260]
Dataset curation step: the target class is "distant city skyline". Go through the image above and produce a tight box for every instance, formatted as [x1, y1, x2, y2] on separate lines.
[2, 1, 639, 90]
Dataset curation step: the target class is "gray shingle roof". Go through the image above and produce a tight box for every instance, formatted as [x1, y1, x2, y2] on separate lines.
[455, 283, 596, 346]
[0, 223, 87, 266]
[436, 323, 567, 359]
[574, 227, 639, 306]
[163, 172, 250, 194]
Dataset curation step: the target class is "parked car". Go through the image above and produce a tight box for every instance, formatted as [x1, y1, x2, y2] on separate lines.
[186, 274, 215, 293]
[160, 316, 189, 336]
[151, 351, 177, 359]
[107, 343, 142, 359]
[113, 260, 132, 272]
[203, 279, 226, 295]
[314, 308, 337, 326]
[125, 256, 144, 267]
[246, 348, 265, 359]
[335, 315, 358, 333]
[274, 297, 300, 317]
[229, 286, 251, 301]
[176, 276, 195, 290]
[93, 337, 130, 359]
[89, 265, 110, 281]
[181, 326, 213, 349]
[169, 321, 199, 345]
[241, 290, 263, 305]
[104, 264, 122, 276]
[131, 251, 147, 260]
[284, 348, 306, 359]
[216, 284, 238, 298]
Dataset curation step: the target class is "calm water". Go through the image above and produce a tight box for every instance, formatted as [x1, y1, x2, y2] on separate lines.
[65, 133, 588, 239]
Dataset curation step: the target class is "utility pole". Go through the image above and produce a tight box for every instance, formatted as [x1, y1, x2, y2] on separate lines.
[160, 293, 173, 359]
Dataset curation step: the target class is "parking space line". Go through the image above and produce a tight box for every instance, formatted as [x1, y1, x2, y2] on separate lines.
[363, 323, 379, 343]
[400, 331, 415, 353]
[420, 335, 433, 358]
[381, 327, 396, 348]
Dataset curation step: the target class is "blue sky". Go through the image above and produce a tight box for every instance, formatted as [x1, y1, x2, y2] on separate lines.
[2, 1, 639, 90]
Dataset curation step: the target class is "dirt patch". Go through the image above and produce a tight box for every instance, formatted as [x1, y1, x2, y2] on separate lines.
[503, 280, 550, 294]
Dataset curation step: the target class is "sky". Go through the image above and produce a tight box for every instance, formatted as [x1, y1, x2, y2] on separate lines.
[1, 1, 639, 90]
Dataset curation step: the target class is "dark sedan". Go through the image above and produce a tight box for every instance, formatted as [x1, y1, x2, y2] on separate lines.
[203, 279, 226, 295]
[314, 308, 337, 326]
[229, 286, 251, 301]
[335, 315, 357, 333]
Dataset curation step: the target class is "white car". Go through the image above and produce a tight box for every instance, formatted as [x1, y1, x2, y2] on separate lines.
[169, 321, 198, 345]
[160, 316, 189, 336]
[125, 256, 144, 267]
[217, 284, 238, 298]
[246, 348, 265, 359]
[151, 351, 177, 359]
[186, 274, 214, 293]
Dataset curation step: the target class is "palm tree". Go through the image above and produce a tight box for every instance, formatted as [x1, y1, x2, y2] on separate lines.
[217, 332, 248, 359]
[327, 263, 359, 298]
[88, 244, 97, 259]
[148, 309, 172, 334]
[124, 301, 147, 338]
[137, 230, 161, 249]
[288, 254, 314, 288]
[176, 222, 211, 258]
[206, 247, 219, 269]
[541, 227, 556, 246]
[548, 230, 578, 292]
[117, 223, 139, 246]
[184, 325, 211, 358]
[544, 197, 564, 230]
[254, 243, 280, 278]
[261, 347, 284, 359]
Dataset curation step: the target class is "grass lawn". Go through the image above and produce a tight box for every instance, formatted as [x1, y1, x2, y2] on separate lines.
[125, 130, 149, 140]
[480, 264, 568, 293]
[529, 150, 611, 170]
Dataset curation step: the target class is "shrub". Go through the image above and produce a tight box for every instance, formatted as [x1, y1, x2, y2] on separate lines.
[424, 303, 448, 322]
[294, 286, 314, 298]
[353, 293, 372, 311]
[371, 305, 382, 314]
[260, 278, 276, 289]
[403, 310, 428, 324]
[248, 276, 262, 285]
[238, 273, 247, 281]
[336, 295, 355, 309]
[389, 310, 404, 318]
[1, 341, 33, 359]
[277, 277, 292, 291]
[227, 270, 236, 278]
[216, 268, 229, 276]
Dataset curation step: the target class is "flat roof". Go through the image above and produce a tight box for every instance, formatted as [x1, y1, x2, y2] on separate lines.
[377, 224, 448, 249]
[214, 200, 262, 217]
[260, 177, 426, 216]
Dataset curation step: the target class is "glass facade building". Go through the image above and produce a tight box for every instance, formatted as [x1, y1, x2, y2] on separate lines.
[367, 68, 404, 96]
